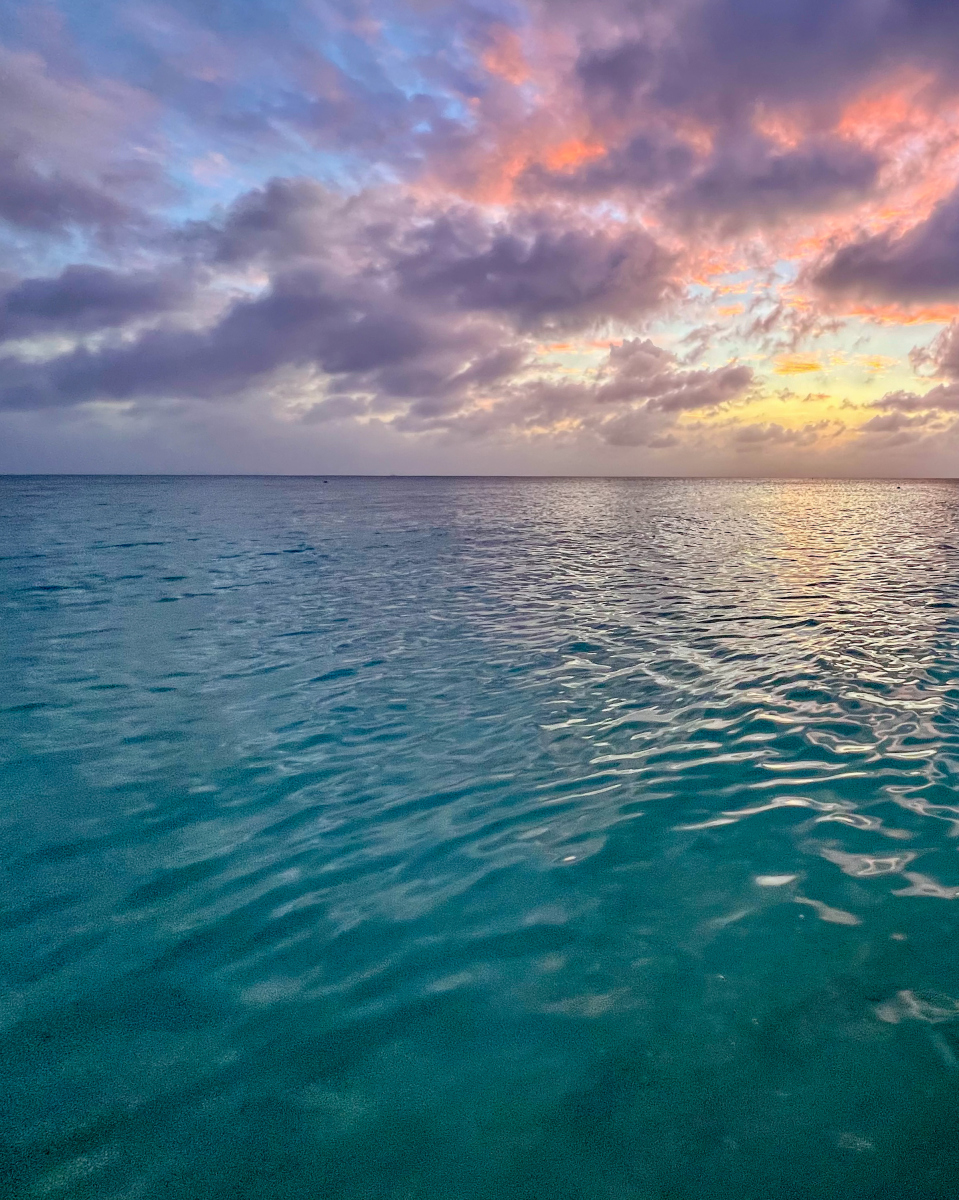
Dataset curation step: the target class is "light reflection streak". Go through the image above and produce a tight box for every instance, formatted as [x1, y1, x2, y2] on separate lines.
[817, 846, 918, 877]
[892, 872, 959, 899]
[794, 896, 862, 925]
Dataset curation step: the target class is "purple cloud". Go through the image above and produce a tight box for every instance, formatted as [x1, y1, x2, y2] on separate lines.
[0, 265, 192, 343]
[0, 45, 166, 244]
[816, 189, 959, 300]
[0, 182, 680, 415]
[5, 0, 959, 472]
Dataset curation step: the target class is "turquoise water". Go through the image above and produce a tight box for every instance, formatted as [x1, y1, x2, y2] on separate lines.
[4, 476, 959, 1198]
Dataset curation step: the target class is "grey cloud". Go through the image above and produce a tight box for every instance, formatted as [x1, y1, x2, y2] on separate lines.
[649, 364, 754, 411]
[528, 126, 879, 231]
[0, 153, 133, 236]
[593, 339, 753, 410]
[815, 191, 959, 300]
[872, 389, 934, 412]
[859, 410, 933, 432]
[393, 336, 753, 446]
[596, 407, 681, 448]
[670, 137, 879, 232]
[525, 80, 879, 229]
[193, 177, 352, 266]
[730, 420, 837, 448]
[872, 382, 959, 413]
[572, 0, 959, 123]
[197, 180, 677, 329]
[0, 266, 192, 343]
[605, 337, 675, 378]
[522, 132, 696, 199]
[930, 323, 959, 379]
[394, 214, 675, 329]
[0, 181, 678, 417]
[533, 0, 959, 236]
[0, 267, 454, 409]
[576, 40, 655, 107]
[863, 342, 959, 426]
[0, 46, 166, 242]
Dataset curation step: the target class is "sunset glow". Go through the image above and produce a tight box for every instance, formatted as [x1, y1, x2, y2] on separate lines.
[6, 0, 959, 474]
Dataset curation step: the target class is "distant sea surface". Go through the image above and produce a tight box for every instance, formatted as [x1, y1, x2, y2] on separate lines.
[6, 475, 959, 1199]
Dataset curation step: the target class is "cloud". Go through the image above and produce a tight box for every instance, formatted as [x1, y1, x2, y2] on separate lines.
[729, 420, 839, 449]
[525, 126, 880, 232]
[858, 410, 932, 432]
[572, 0, 959, 122]
[521, 132, 696, 200]
[0, 268, 448, 409]
[863, 325, 959, 418]
[871, 382, 959, 413]
[195, 178, 675, 326]
[0, 44, 165, 244]
[815, 189, 959, 300]
[669, 137, 879, 232]
[387, 337, 754, 445]
[522, 11, 885, 231]
[0, 181, 683, 421]
[8, 0, 959, 473]
[0, 265, 193, 343]
[392, 212, 676, 329]
[594, 340, 754, 411]
[0, 169, 754, 460]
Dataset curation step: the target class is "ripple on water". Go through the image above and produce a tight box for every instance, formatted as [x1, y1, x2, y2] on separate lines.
[4, 476, 959, 1198]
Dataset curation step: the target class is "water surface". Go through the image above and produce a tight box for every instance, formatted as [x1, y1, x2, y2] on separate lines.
[3, 476, 959, 1199]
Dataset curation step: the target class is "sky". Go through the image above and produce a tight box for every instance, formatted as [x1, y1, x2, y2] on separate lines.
[6, 2, 959, 474]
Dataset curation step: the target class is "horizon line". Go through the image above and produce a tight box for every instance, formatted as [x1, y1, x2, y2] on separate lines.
[0, 472, 955, 483]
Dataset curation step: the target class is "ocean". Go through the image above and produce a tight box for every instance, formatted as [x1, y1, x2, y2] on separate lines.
[3, 475, 959, 1199]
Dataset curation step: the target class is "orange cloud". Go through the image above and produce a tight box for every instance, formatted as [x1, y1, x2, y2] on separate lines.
[429, 122, 609, 204]
[536, 338, 621, 355]
[542, 138, 605, 172]
[482, 27, 530, 86]
[775, 354, 822, 375]
[683, 246, 751, 287]
[660, 70, 959, 323]
[834, 70, 959, 232]
[846, 301, 959, 326]
[858, 355, 896, 372]
[837, 71, 937, 145]
[753, 105, 806, 151]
